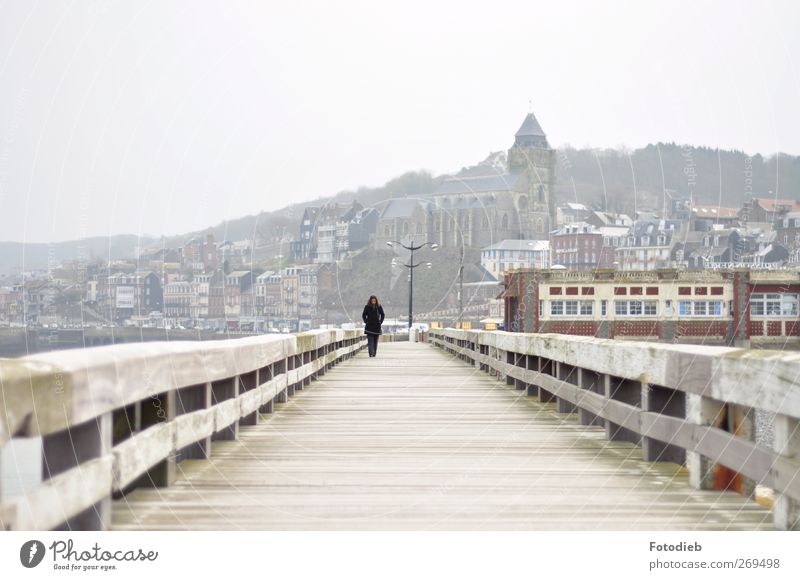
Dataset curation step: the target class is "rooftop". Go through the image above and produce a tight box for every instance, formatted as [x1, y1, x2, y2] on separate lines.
[482, 239, 550, 252]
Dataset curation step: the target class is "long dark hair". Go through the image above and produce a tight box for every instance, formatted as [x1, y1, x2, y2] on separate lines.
[366, 295, 380, 308]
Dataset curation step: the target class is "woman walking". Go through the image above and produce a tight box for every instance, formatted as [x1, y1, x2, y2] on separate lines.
[362, 295, 385, 357]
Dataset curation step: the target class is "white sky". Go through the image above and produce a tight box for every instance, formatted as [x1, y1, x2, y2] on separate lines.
[0, 0, 798, 243]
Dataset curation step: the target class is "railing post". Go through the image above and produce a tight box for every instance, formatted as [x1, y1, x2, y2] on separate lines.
[556, 363, 577, 414]
[176, 382, 213, 460]
[211, 377, 239, 441]
[641, 383, 686, 464]
[686, 393, 725, 490]
[577, 368, 604, 427]
[258, 365, 274, 414]
[604, 375, 641, 445]
[275, 357, 289, 403]
[140, 390, 177, 487]
[239, 371, 260, 426]
[526, 355, 539, 398]
[538, 359, 557, 402]
[773, 414, 800, 530]
[42, 414, 113, 530]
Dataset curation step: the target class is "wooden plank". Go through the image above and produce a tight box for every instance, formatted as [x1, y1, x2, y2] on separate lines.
[0, 329, 363, 440]
[113, 423, 174, 491]
[437, 329, 800, 416]
[113, 343, 774, 531]
[4, 455, 112, 531]
[174, 408, 215, 451]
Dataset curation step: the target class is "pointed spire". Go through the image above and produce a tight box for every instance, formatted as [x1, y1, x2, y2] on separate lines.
[515, 112, 546, 139]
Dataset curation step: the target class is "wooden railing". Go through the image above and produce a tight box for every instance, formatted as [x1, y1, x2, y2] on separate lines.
[429, 328, 800, 531]
[0, 329, 366, 530]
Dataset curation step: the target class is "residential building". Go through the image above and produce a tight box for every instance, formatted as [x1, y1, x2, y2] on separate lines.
[290, 207, 320, 263]
[556, 203, 590, 225]
[740, 197, 800, 224]
[480, 240, 550, 281]
[163, 281, 192, 320]
[776, 212, 800, 264]
[224, 270, 263, 319]
[280, 266, 300, 321]
[255, 271, 282, 319]
[551, 223, 602, 270]
[615, 220, 684, 271]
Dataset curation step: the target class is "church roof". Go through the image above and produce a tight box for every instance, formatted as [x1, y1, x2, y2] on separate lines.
[380, 198, 432, 219]
[515, 113, 546, 138]
[434, 173, 521, 196]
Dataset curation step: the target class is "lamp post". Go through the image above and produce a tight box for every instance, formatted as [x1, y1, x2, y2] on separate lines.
[387, 239, 438, 330]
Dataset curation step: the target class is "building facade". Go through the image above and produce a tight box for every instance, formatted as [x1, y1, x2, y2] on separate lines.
[480, 240, 550, 281]
[501, 267, 799, 348]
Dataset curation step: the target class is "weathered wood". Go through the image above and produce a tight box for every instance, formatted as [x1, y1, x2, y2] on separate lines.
[2, 455, 112, 531]
[430, 331, 800, 530]
[774, 414, 800, 530]
[112, 423, 174, 491]
[0, 330, 366, 530]
[0, 330, 362, 443]
[435, 329, 800, 416]
[112, 343, 773, 531]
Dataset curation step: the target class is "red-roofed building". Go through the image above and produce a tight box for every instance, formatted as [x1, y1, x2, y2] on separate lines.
[740, 197, 800, 224]
[690, 204, 740, 227]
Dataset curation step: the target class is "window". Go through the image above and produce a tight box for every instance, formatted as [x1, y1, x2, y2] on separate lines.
[601, 300, 607, 316]
[750, 293, 799, 317]
[679, 300, 723, 316]
[615, 300, 658, 316]
[550, 300, 593, 316]
[539, 300, 543, 317]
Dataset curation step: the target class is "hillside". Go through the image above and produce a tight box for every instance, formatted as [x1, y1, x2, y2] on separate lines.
[554, 143, 800, 212]
[0, 235, 155, 278]
[2, 143, 798, 276]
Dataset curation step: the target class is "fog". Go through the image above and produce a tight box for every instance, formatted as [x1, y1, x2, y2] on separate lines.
[1, 0, 798, 243]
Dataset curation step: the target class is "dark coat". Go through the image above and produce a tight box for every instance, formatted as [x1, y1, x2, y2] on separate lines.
[362, 304, 385, 335]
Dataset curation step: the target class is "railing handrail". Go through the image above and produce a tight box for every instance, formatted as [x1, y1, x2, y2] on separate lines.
[432, 329, 800, 417]
[0, 329, 358, 445]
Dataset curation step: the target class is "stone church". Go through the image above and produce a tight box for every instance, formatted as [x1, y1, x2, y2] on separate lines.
[375, 111, 556, 250]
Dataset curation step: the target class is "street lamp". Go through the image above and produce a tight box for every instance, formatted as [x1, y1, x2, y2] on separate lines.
[387, 239, 438, 329]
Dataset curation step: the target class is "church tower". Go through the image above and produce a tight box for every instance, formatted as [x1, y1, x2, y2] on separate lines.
[508, 111, 556, 239]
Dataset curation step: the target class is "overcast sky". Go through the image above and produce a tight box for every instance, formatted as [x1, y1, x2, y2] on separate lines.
[1, 0, 798, 243]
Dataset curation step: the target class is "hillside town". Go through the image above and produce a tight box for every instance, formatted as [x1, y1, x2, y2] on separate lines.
[1, 113, 799, 346]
